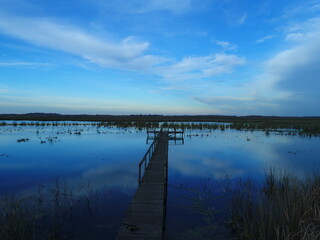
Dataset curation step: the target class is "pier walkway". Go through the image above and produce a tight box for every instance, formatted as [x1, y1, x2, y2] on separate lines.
[116, 131, 169, 240]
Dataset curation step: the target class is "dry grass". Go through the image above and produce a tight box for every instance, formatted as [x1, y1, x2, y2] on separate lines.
[230, 170, 320, 240]
[0, 179, 102, 240]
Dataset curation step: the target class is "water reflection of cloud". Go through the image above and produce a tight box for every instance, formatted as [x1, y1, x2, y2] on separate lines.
[169, 131, 320, 180]
[81, 163, 138, 191]
[170, 151, 248, 179]
[13, 163, 139, 198]
[0, 127, 146, 197]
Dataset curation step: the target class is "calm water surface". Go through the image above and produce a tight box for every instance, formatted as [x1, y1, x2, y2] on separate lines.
[1, 122, 319, 239]
[167, 129, 320, 239]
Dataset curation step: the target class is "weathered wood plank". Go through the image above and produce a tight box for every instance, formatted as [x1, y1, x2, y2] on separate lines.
[116, 132, 169, 240]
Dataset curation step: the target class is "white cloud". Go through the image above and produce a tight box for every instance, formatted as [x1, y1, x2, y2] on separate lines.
[309, 3, 320, 11]
[264, 40, 320, 92]
[268, 17, 320, 87]
[192, 17, 320, 116]
[238, 13, 247, 25]
[0, 89, 15, 93]
[283, 17, 320, 44]
[224, 12, 247, 26]
[0, 14, 164, 71]
[198, 33, 320, 115]
[0, 90, 212, 115]
[285, 17, 320, 35]
[271, 1, 320, 23]
[194, 96, 253, 103]
[191, 83, 288, 115]
[0, 12, 247, 87]
[248, 17, 320, 115]
[256, 35, 273, 43]
[213, 40, 237, 51]
[155, 54, 246, 82]
[284, 32, 304, 41]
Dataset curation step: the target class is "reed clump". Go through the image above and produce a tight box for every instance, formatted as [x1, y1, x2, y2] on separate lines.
[0, 179, 104, 240]
[230, 170, 320, 240]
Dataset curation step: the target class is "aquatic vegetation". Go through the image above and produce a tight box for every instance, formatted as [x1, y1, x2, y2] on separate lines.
[1, 115, 320, 238]
[170, 171, 320, 240]
[17, 138, 29, 143]
[230, 170, 320, 240]
[0, 179, 111, 240]
[1, 116, 320, 137]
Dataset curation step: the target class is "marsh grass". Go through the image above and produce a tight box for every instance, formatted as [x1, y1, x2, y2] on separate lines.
[171, 171, 320, 240]
[230, 170, 320, 240]
[1, 117, 320, 136]
[0, 179, 107, 240]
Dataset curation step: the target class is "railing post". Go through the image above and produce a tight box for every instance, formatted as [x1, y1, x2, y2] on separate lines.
[138, 130, 164, 185]
[144, 156, 146, 170]
[138, 165, 141, 184]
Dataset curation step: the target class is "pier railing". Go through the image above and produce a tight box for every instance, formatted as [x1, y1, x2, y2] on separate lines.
[147, 128, 184, 144]
[138, 130, 162, 184]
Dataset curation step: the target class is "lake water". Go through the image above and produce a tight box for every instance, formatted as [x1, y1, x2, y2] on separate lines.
[1, 122, 320, 239]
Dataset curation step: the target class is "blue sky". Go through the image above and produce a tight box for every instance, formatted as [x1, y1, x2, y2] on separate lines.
[0, 0, 320, 116]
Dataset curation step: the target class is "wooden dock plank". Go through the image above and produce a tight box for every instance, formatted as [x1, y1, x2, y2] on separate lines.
[116, 132, 168, 240]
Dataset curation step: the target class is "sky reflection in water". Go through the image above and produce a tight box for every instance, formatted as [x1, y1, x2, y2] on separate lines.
[0, 126, 147, 194]
[170, 130, 320, 180]
[1, 124, 320, 239]
[167, 129, 320, 239]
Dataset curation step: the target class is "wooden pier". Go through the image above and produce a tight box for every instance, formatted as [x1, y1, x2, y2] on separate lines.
[116, 131, 169, 240]
[146, 128, 184, 145]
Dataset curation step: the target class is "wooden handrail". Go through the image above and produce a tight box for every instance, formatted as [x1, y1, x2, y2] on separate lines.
[138, 129, 162, 184]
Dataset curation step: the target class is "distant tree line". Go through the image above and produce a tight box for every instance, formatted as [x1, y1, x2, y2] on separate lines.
[0, 113, 319, 122]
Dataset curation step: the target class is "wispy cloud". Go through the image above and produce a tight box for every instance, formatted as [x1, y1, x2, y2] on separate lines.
[0, 94, 208, 115]
[248, 17, 320, 115]
[256, 35, 273, 43]
[192, 16, 320, 116]
[0, 13, 247, 83]
[284, 17, 320, 42]
[213, 40, 237, 51]
[309, 3, 320, 11]
[238, 13, 247, 25]
[284, 32, 304, 41]
[0, 14, 165, 71]
[0, 89, 15, 93]
[155, 53, 246, 82]
[265, 40, 320, 92]
[192, 87, 291, 116]
[194, 96, 253, 104]
[158, 86, 187, 91]
[270, 0, 320, 24]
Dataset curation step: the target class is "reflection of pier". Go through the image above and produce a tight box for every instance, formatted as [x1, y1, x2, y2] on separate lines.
[116, 129, 183, 240]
